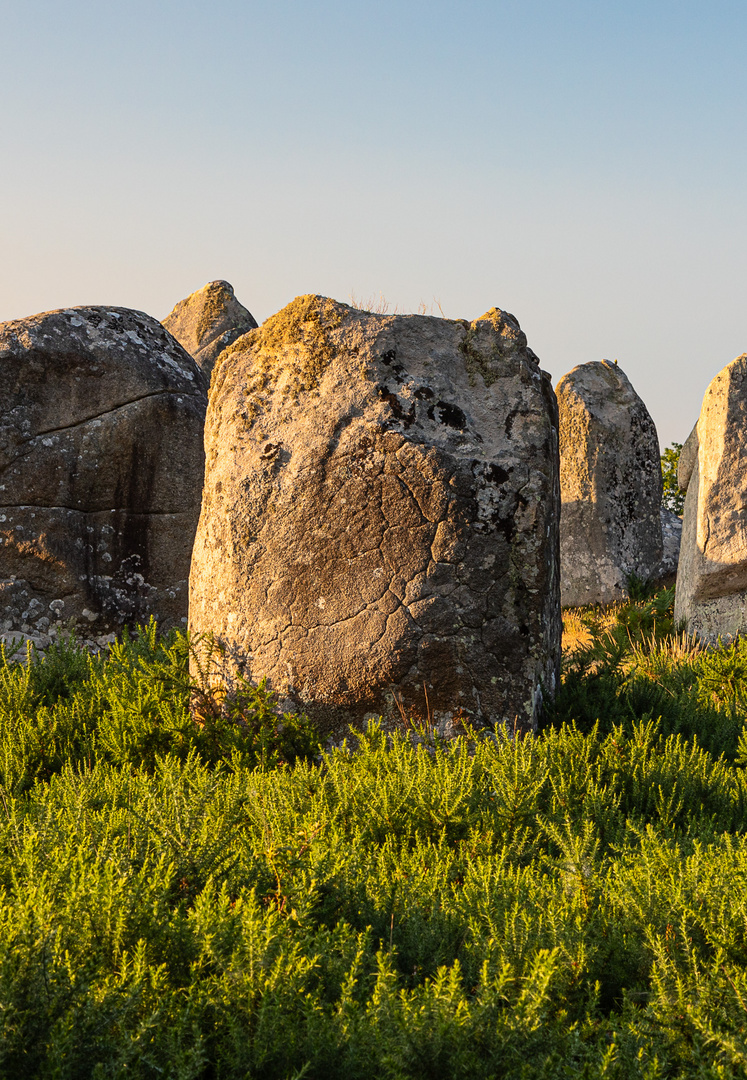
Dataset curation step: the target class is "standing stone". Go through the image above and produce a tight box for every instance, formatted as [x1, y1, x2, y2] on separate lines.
[0, 306, 207, 645]
[674, 354, 747, 640]
[190, 294, 560, 736]
[659, 508, 683, 581]
[678, 421, 699, 491]
[556, 361, 663, 607]
[162, 280, 258, 381]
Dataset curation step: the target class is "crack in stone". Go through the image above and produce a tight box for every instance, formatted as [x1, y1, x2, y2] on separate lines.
[0, 505, 188, 516]
[16, 389, 202, 445]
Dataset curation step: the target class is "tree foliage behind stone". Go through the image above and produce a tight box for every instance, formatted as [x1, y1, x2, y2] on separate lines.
[661, 440, 685, 515]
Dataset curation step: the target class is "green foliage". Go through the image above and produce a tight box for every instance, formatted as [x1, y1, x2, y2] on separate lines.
[0, 621, 318, 797]
[661, 441, 685, 515]
[549, 588, 747, 762]
[4, 612, 747, 1075]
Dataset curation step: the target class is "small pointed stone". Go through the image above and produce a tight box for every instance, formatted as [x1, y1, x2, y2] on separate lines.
[162, 280, 257, 381]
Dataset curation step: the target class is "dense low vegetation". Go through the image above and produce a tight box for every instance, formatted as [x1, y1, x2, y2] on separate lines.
[5, 600, 747, 1076]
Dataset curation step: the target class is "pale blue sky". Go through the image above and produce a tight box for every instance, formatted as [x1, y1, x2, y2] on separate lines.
[2, 0, 746, 447]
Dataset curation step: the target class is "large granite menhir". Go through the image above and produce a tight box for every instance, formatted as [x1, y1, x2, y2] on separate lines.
[163, 280, 257, 381]
[675, 354, 747, 641]
[557, 361, 663, 607]
[0, 306, 207, 645]
[190, 295, 560, 735]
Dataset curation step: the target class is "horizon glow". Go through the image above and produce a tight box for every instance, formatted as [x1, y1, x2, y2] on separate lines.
[2, 0, 746, 448]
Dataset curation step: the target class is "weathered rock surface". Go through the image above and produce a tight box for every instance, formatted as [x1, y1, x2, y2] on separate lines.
[190, 294, 560, 736]
[674, 354, 747, 640]
[0, 305, 207, 643]
[162, 280, 257, 380]
[557, 361, 663, 607]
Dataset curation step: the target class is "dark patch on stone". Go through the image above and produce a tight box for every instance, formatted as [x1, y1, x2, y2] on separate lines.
[480, 462, 510, 484]
[434, 401, 467, 430]
[379, 350, 407, 383]
[377, 386, 416, 428]
[504, 408, 520, 438]
[494, 516, 514, 538]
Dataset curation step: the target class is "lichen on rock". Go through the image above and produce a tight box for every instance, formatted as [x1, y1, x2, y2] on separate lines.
[163, 280, 257, 381]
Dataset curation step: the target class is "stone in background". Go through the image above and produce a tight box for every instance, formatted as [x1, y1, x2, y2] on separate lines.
[190, 295, 560, 736]
[675, 354, 747, 640]
[557, 360, 663, 607]
[659, 507, 683, 581]
[678, 421, 699, 492]
[0, 305, 207, 648]
[162, 280, 257, 381]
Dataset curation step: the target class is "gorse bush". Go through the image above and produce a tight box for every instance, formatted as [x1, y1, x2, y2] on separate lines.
[3, 603, 747, 1076]
[0, 621, 317, 796]
[549, 587, 747, 761]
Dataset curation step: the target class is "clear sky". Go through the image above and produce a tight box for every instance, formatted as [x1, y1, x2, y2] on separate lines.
[2, 0, 746, 448]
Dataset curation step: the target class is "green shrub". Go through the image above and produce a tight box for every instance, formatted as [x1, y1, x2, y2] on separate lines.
[0, 610, 747, 1076]
[0, 622, 318, 796]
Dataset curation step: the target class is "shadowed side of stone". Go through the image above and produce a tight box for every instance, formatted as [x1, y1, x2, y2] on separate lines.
[190, 294, 560, 737]
[162, 280, 258, 381]
[659, 508, 683, 581]
[0, 306, 207, 644]
[675, 354, 747, 641]
[557, 360, 663, 607]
